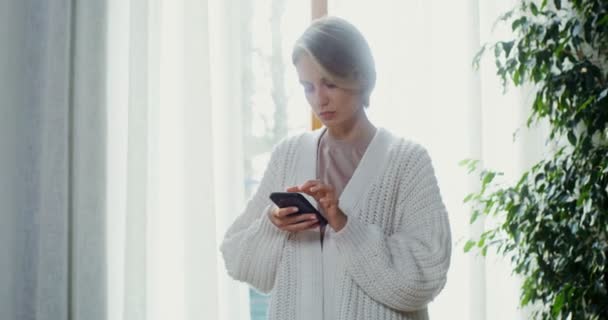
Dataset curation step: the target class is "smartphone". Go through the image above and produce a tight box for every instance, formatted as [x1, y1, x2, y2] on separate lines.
[269, 192, 328, 226]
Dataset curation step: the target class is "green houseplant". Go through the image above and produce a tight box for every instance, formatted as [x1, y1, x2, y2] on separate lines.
[462, 0, 608, 319]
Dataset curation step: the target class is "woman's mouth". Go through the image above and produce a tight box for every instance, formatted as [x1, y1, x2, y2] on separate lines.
[319, 111, 336, 120]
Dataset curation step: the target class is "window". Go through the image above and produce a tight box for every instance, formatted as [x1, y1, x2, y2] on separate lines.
[241, 1, 312, 318]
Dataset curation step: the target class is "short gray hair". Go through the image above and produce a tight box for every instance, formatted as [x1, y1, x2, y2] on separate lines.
[292, 16, 376, 107]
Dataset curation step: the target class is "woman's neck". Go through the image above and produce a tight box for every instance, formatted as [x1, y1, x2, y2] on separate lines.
[325, 108, 376, 142]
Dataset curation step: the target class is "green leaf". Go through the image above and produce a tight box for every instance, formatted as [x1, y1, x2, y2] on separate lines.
[472, 44, 487, 69]
[516, 172, 530, 188]
[552, 290, 565, 317]
[464, 240, 476, 253]
[483, 171, 497, 187]
[460, 159, 480, 173]
[464, 193, 475, 203]
[502, 41, 514, 57]
[512, 17, 526, 31]
[553, 0, 561, 10]
[470, 210, 481, 224]
[513, 68, 521, 85]
[521, 277, 535, 306]
[567, 131, 576, 146]
[494, 43, 503, 58]
[535, 173, 545, 184]
[577, 97, 594, 112]
[458, 159, 471, 166]
[530, 2, 539, 16]
[599, 15, 608, 27]
[477, 236, 486, 248]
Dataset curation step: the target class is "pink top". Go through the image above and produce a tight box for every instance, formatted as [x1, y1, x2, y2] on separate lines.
[316, 128, 376, 210]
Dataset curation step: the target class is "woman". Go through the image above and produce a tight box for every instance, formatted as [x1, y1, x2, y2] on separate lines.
[221, 16, 451, 320]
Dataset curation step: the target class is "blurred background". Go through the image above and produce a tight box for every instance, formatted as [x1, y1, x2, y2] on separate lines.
[0, 0, 553, 319]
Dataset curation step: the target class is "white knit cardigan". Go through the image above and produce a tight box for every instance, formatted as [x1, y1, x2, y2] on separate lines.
[220, 127, 451, 320]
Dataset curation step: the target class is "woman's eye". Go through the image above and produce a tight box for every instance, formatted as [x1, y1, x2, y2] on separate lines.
[325, 83, 337, 89]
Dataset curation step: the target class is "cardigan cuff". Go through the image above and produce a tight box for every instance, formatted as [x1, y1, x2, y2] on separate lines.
[258, 204, 290, 238]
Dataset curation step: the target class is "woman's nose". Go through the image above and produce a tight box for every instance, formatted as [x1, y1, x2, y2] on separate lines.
[315, 86, 329, 106]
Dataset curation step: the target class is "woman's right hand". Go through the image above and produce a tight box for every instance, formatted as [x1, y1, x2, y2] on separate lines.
[268, 207, 320, 232]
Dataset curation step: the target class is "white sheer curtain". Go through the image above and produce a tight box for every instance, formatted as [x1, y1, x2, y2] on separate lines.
[328, 0, 548, 319]
[106, 0, 249, 319]
[104, 0, 548, 319]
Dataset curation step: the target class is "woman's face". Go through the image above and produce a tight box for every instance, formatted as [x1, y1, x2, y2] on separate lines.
[295, 53, 363, 129]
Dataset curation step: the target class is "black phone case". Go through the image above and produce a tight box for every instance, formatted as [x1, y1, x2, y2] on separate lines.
[269, 192, 328, 226]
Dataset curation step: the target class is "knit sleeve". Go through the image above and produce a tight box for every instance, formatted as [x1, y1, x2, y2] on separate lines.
[332, 145, 452, 312]
[219, 140, 291, 294]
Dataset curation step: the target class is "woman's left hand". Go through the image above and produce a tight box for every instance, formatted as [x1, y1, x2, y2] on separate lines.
[287, 180, 348, 232]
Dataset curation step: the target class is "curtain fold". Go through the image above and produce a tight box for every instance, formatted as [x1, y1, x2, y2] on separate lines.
[182, 0, 217, 318]
[1, 1, 108, 320]
[70, 1, 108, 318]
[208, 1, 251, 319]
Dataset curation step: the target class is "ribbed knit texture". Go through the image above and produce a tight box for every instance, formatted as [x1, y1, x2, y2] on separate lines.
[220, 129, 451, 320]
